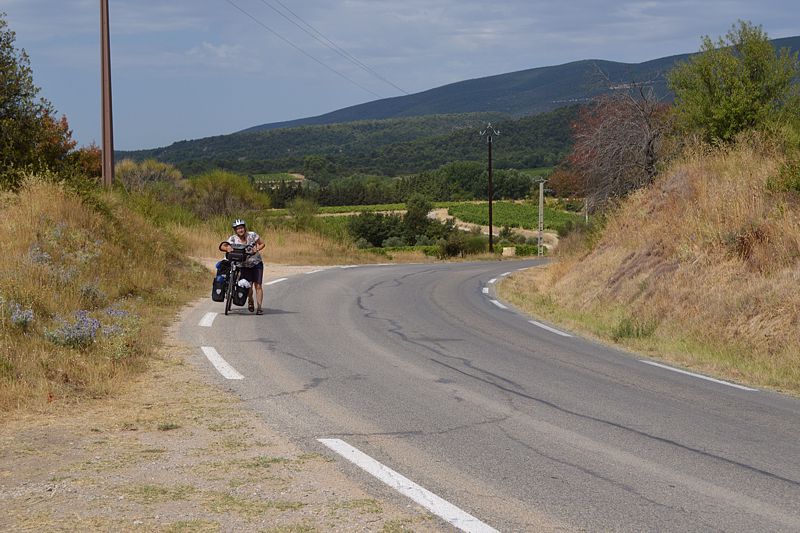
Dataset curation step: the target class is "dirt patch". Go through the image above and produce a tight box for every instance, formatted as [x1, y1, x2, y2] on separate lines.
[0, 268, 440, 532]
[428, 208, 560, 248]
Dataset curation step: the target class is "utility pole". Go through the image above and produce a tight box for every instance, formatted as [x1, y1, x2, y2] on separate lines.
[535, 178, 547, 257]
[100, 0, 114, 189]
[480, 123, 499, 252]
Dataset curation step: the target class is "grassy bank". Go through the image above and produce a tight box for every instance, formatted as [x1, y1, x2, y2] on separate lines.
[0, 179, 209, 412]
[499, 140, 800, 394]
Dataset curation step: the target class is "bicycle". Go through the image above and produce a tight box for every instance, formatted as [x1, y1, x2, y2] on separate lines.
[218, 243, 253, 316]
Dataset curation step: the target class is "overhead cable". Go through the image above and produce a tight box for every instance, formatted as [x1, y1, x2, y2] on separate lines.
[223, 0, 383, 99]
[265, 0, 409, 95]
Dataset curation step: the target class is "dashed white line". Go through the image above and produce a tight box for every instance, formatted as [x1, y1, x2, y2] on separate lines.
[500, 272, 512, 277]
[490, 300, 508, 310]
[516, 267, 529, 271]
[200, 346, 244, 380]
[306, 269, 324, 274]
[640, 360, 757, 391]
[528, 320, 572, 337]
[482, 287, 489, 295]
[265, 277, 288, 285]
[487, 278, 497, 284]
[318, 439, 498, 533]
[199, 312, 217, 328]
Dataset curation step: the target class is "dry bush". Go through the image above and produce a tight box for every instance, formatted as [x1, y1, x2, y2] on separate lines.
[0, 179, 205, 412]
[504, 139, 800, 392]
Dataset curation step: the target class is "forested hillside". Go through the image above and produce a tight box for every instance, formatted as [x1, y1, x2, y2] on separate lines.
[120, 107, 576, 178]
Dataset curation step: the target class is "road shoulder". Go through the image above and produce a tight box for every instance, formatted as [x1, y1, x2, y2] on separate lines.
[0, 266, 438, 532]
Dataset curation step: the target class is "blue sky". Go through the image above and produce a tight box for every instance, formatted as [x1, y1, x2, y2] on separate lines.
[3, 0, 799, 150]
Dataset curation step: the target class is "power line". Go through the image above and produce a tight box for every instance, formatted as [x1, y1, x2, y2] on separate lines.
[265, 0, 409, 95]
[223, 0, 383, 99]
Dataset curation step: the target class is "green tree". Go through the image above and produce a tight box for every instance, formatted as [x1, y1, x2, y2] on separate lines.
[0, 12, 74, 187]
[403, 193, 432, 243]
[668, 20, 800, 143]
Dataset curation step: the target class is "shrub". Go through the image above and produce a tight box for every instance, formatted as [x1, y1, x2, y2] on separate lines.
[354, 238, 371, 249]
[382, 236, 406, 248]
[115, 159, 182, 193]
[287, 197, 319, 231]
[46, 311, 100, 348]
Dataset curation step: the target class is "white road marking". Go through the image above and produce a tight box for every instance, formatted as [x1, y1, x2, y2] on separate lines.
[265, 277, 288, 285]
[490, 300, 507, 309]
[198, 312, 217, 328]
[640, 360, 757, 391]
[200, 346, 244, 380]
[482, 287, 489, 295]
[318, 438, 498, 533]
[500, 272, 512, 277]
[306, 269, 324, 274]
[487, 278, 497, 284]
[528, 320, 572, 337]
[340, 265, 359, 269]
[516, 267, 528, 271]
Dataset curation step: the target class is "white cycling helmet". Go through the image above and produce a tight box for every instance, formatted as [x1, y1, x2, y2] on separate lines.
[232, 218, 246, 229]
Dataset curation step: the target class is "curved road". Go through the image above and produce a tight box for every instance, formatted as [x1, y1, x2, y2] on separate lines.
[179, 261, 800, 532]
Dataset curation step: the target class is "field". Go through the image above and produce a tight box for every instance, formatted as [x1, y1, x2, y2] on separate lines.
[448, 201, 582, 233]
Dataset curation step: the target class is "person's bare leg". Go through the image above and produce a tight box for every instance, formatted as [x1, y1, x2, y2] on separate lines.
[255, 283, 263, 310]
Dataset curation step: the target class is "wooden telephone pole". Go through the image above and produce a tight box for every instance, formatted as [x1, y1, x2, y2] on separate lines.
[480, 123, 500, 252]
[100, 0, 114, 188]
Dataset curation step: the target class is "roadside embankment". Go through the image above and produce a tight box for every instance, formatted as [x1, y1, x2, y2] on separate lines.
[0, 178, 208, 412]
[499, 140, 800, 394]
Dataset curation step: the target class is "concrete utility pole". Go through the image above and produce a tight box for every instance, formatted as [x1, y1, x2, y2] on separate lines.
[480, 123, 500, 252]
[100, 0, 114, 189]
[535, 178, 547, 257]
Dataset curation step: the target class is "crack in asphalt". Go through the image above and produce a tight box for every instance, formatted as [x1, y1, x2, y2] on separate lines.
[331, 414, 510, 439]
[356, 272, 800, 490]
[241, 377, 328, 400]
[496, 425, 703, 523]
[357, 272, 523, 391]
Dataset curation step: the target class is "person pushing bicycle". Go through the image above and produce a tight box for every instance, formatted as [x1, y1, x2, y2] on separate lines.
[220, 219, 266, 314]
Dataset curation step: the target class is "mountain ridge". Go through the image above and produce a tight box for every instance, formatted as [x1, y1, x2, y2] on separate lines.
[238, 35, 800, 134]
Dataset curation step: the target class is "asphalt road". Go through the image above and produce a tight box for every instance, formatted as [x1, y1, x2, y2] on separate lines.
[180, 261, 800, 532]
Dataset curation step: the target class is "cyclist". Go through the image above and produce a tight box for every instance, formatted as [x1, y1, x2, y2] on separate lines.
[220, 219, 266, 314]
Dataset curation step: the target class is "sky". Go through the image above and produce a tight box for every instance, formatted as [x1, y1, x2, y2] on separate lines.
[2, 1, 799, 150]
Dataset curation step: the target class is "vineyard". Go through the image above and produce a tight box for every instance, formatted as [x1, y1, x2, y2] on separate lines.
[448, 201, 582, 233]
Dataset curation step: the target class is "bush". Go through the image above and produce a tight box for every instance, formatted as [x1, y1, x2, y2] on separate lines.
[382, 236, 406, 248]
[115, 159, 182, 193]
[287, 197, 319, 230]
[347, 212, 404, 247]
[185, 170, 270, 218]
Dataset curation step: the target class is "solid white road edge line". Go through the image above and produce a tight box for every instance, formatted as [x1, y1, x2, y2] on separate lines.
[482, 287, 489, 295]
[500, 272, 512, 277]
[487, 278, 497, 284]
[640, 360, 757, 391]
[528, 320, 572, 338]
[490, 300, 508, 309]
[200, 346, 244, 380]
[199, 312, 217, 328]
[265, 277, 288, 285]
[317, 438, 498, 533]
[306, 269, 324, 274]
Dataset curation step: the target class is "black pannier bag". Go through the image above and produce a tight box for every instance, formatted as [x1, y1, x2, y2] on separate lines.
[232, 282, 249, 306]
[211, 274, 226, 302]
[216, 259, 231, 276]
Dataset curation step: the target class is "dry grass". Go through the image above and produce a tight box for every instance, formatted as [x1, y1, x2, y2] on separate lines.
[500, 140, 800, 394]
[0, 178, 206, 413]
[167, 220, 433, 266]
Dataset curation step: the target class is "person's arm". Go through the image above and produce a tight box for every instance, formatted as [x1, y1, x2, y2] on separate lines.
[254, 237, 265, 253]
[219, 240, 233, 253]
